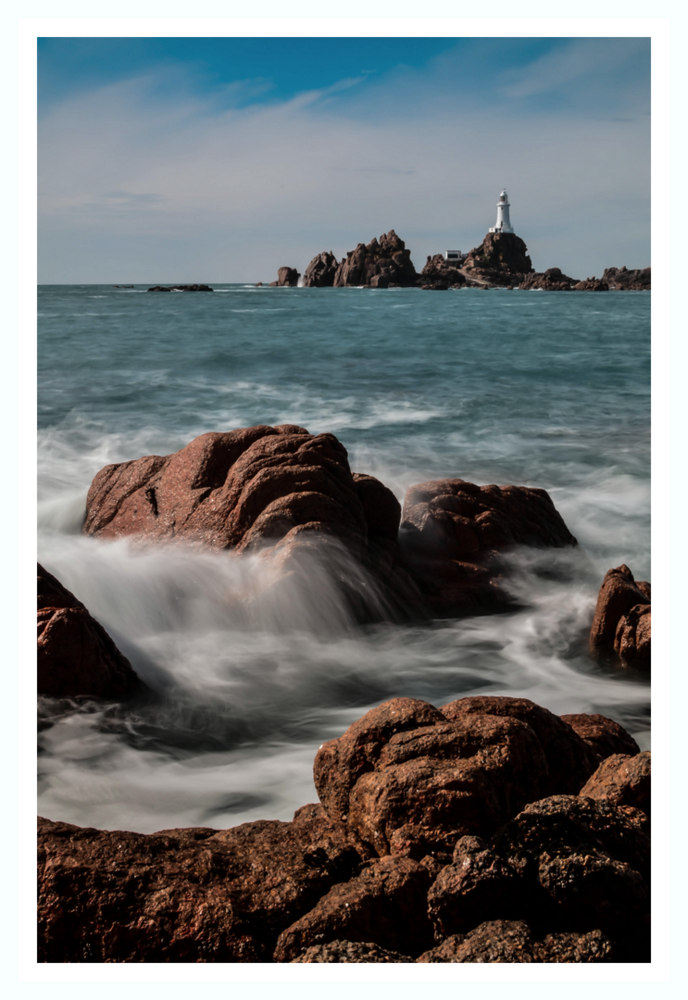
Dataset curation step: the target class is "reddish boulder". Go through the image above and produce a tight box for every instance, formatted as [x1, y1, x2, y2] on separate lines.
[492, 795, 650, 951]
[580, 752, 651, 816]
[589, 565, 651, 669]
[302, 251, 339, 287]
[333, 231, 418, 288]
[291, 940, 411, 962]
[418, 921, 615, 963]
[572, 277, 610, 291]
[560, 712, 640, 760]
[314, 696, 599, 860]
[37, 563, 145, 700]
[37, 803, 364, 963]
[400, 479, 576, 615]
[273, 855, 433, 961]
[426, 835, 524, 937]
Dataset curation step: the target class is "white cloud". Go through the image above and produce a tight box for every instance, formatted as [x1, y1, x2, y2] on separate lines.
[38, 52, 650, 283]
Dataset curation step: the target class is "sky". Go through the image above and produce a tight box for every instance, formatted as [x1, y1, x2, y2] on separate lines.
[37, 35, 651, 283]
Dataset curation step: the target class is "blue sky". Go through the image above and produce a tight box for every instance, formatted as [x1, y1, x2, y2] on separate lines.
[37, 36, 651, 282]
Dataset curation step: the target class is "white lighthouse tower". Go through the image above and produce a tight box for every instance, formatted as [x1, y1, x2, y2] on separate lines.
[489, 190, 514, 234]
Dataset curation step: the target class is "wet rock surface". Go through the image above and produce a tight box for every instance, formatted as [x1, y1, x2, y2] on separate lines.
[399, 478, 577, 615]
[37, 563, 145, 700]
[589, 564, 651, 669]
[38, 696, 650, 963]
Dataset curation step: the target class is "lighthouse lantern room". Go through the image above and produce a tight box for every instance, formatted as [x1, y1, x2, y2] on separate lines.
[489, 190, 514, 234]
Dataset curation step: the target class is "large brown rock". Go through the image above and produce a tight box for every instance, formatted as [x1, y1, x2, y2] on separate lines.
[491, 794, 650, 953]
[417, 920, 615, 963]
[37, 803, 364, 963]
[333, 230, 418, 288]
[273, 855, 433, 961]
[37, 564, 145, 700]
[81, 425, 422, 623]
[313, 696, 600, 860]
[560, 712, 640, 760]
[589, 564, 651, 669]
[579, 752, 651, 816]
[276, 267, 300, 287]
[302, 251, 338, 287]
[291, 939, 411, 962]
[399, 478, 576, 615]
[460, 232, 533, 286]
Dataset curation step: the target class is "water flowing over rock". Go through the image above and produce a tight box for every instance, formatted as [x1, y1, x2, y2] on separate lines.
[460, 232, 533, 286]
[37, 563, 145, 700]
[589, 564, 651, 669]
[302, 251, 339, 287]
[399, 478, 577, 616]
[333, 230, 418, 288]
[81, 425, 423, 622]
[37, 695, 650, 963]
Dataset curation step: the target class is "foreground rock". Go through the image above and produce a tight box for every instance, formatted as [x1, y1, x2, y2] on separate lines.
[38, 696, 650, 963]
[37, 564, 145, 700]
[589, 564, 651, 669]
[146, 284, 213, 292]
[333, 230, 417, 288]
[399, 478, 577, 615]
[460, 232, 533, 286]
[519, 268, 577, 291]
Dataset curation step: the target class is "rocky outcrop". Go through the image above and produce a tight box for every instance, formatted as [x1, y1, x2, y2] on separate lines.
[572, 277, 610, 291]
[272, 267, 300, 287]
[146, 284, 213, 292]
[589, 564, 651, 669]
[81, 425, 423, 622]
[602, 266, 651, 290]
[519, 268, 576, 291]
[38, 696, 650, 963]
[460, 232, 533, 287]
[419, 254, 467, 290]
[37, 564, 145, 700]
[559, 712, 640, 760]
[302, 252, 339, 287]
[333, 231, 417, 288]
[399, 478, 577, 615]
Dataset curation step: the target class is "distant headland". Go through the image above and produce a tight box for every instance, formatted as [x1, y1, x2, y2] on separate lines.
[268, 191, 650, 291]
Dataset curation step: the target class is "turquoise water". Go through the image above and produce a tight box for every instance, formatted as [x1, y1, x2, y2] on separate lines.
[37, 284, 651, 833]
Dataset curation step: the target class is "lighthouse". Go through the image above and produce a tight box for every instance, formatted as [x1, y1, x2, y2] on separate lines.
[489, 190, 514, 234]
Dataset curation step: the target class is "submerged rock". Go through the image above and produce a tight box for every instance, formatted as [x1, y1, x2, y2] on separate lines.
[146, 284, 213, 292]
[589, 564, 651, 669]
[37, 563, 145, 700]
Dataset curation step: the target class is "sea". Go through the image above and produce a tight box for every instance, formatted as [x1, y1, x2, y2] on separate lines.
[37, 284, 651, 834]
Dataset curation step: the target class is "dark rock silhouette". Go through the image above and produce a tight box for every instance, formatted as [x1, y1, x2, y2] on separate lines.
[602, 266, 651, 290]
[272, 267, 300, 287]
[146, 284, 213, 292]
[419, 254, 468, 290]
[333, 231, 417, 288]
[302, 251, 339, 287]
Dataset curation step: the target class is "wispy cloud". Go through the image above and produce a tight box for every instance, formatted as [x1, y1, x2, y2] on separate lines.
[38, 39, 650, 283]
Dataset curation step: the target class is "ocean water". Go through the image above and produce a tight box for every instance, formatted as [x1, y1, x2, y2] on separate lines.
[37, 284, 651, 833]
